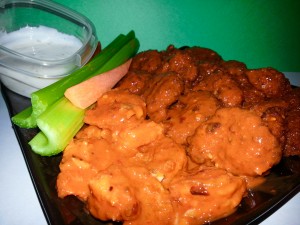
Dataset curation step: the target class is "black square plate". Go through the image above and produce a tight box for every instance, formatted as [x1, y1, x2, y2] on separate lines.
[1, 82, 299, 225]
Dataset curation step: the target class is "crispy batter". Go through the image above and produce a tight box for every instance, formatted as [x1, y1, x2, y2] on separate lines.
[169, 166, 246, 225]
[187, 107, 282, 176]
[118, 45, 299, 156]
[57, 45, 299, 225]
[193, 70, 243, 107]
[245, 68, 292, 98]
[164, 90, 220, 145]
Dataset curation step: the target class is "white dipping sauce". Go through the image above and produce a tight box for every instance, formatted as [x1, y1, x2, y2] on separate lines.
[0, 25, 83, 60]
[0, 26, 83, 97]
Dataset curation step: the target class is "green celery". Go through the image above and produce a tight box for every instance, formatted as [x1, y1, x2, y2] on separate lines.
[11, 106, 35, 128]
[27, 33, 140, 156]
[29, 97, 84, 156]
[12, 31, 137, 128]
[89, 36, 140, 78]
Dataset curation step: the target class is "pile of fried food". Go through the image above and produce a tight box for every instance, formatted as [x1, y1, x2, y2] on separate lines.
[57, 45, 300, 225]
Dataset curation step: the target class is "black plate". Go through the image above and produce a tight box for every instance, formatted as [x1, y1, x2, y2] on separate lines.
[1, 82, 300, 225]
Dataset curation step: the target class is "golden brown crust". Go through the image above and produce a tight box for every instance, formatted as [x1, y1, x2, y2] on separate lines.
[57, 45, 300, 225]
[118, 45, 299, 156]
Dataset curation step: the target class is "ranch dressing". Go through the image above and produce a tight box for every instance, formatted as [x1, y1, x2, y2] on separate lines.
[0, 26, 83, 97]
[0, 25, 83, 60]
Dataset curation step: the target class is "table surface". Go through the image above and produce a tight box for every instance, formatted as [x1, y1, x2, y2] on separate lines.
[0, 73, 299, 225]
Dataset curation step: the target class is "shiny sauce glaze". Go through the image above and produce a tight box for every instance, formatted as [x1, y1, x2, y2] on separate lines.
[57, 45, 300, 225]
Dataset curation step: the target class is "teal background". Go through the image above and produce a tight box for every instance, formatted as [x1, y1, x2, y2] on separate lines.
[54, 0, 300, 72]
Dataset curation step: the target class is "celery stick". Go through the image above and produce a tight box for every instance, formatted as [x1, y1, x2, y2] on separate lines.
[11, 106, 36, 128]
[27, 34, 140, 156]
[90, 36, 139, 78]
[29, 97, 84, 156]
[12, 31, 137, 128]
[30, 33, 132, 115]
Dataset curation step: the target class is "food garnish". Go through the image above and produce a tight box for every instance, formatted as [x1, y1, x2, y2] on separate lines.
[12, 31, 139, 156]
[65, 59, 132, 109]
[12, 31, 139, 128]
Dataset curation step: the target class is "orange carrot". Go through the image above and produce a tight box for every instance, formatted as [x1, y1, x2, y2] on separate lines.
[65, 59, 132, 109]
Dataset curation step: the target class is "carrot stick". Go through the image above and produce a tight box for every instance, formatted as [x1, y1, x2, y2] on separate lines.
[65, 59, 132, 109]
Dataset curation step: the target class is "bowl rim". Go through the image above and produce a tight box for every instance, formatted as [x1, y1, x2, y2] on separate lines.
[0, 0, 98, 68]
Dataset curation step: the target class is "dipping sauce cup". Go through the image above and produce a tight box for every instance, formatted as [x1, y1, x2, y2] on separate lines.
[0, 0, 98, 97]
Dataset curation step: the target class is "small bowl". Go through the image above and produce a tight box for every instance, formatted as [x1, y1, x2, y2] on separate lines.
[0, 0, 98, 97]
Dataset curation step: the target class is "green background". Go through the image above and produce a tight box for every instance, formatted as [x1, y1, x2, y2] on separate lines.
[54, 0, 300, 72]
